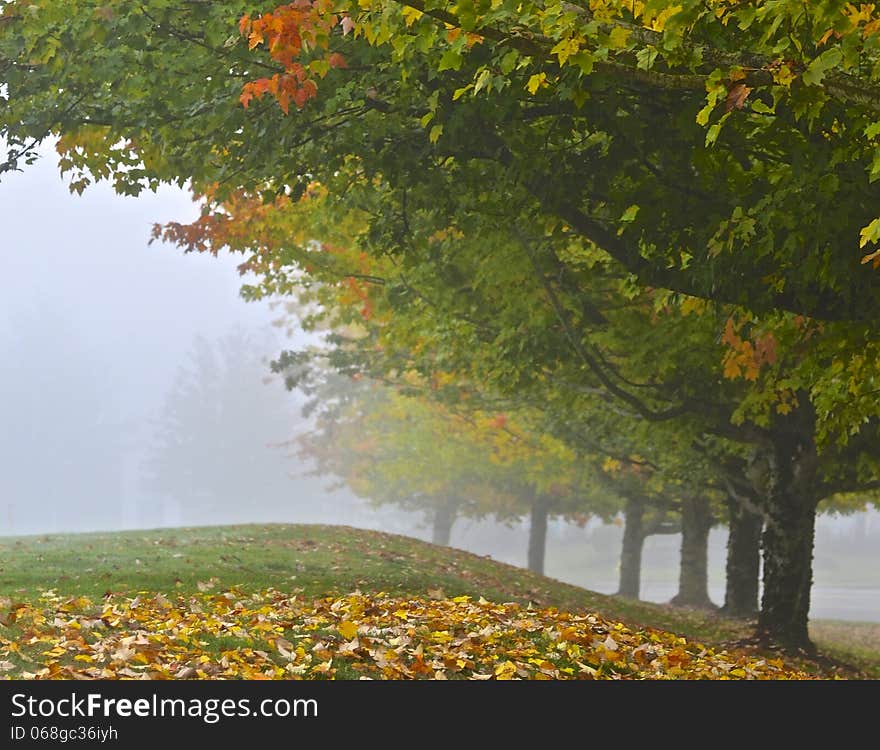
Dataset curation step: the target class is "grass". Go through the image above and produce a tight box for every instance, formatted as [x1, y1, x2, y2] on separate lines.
[809, 620, 880, 677]
[0, 523, 877, 678]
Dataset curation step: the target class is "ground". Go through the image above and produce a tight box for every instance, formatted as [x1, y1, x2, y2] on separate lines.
[0, 524, 876, 678]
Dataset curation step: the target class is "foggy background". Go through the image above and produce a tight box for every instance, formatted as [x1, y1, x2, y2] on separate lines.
[1, 150, 877, 623]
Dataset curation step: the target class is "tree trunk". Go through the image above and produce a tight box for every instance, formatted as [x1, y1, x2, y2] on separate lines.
[527, 497, 549, 575]
[617, 496, 646, 599]
[759, 494, 817, 650]
[722, 495, 763, 618]
[431, 502, 456, 547]
[671, 496, 715, 609]
[754, 409, 819, 651]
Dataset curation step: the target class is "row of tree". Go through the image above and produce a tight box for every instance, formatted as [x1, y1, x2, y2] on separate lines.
[3, 0, 880, 650]
[281, 331, 871, 616]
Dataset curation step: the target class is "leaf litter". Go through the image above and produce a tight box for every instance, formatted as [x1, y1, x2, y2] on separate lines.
[0, 589, 816, 680]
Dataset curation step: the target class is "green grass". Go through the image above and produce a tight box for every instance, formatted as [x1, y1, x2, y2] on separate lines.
[0, 523, 877, 677]
[809, 620, 880, 678]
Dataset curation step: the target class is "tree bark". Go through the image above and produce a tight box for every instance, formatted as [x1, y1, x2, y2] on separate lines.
[671, 496, 715, 609]
[758, 495, 817, 650]
[755, 408, 820, 651]
[617, 496, 646, 599]
[431, 502, 456, 547]
[527, 496, 550, 576]
[722, 495, 763, 618]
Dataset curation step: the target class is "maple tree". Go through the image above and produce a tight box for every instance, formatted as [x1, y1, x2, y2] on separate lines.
[2, 0, 880, 651]
[151, 169, 880, 645]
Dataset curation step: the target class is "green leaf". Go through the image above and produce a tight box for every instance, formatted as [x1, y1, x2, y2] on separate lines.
[438, 49, 463, 72]
[607, 27, 631, 49]
[859, 217, 880, 248]
[568, 51, 594, 76]
[452, 85, 473, 101]
[635, 47, 658, 70]
[620, 204, 640, 222]
[499, 50, 519, 75]
[473, 68, 492, 95]
[802, 47, 843, 86]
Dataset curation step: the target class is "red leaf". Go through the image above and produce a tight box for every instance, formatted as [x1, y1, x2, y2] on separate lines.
[328, 52, 348, 69]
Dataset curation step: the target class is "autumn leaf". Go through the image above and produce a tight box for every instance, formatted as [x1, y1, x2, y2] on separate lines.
[526, 73, 546, 95]
[327, 53, 347, 69]
[0, 589, 816, 680]
[724, 82, 752, 112]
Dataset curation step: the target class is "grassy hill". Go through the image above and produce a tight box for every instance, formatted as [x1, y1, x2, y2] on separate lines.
[0, 524, 877, 678]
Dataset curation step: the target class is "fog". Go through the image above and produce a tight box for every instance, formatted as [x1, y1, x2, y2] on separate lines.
[1, 152, 877, 623]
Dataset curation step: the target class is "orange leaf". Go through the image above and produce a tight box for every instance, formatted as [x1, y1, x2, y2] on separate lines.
[328, 52, 348, 69]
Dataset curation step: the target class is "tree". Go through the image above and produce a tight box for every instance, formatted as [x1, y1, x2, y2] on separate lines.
[142, 330, 300, 521]
[160, 170, 880, 645]
[283, 346, 621, 570]
[721, 491, 764, 619]
[615, 494, 678, 600]
[3, 1, 879, 323]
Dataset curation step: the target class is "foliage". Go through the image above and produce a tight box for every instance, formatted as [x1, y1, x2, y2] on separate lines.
[2, 0, 880, 445]
[0, 587, 817, 680]
[291, 362, 622, 525]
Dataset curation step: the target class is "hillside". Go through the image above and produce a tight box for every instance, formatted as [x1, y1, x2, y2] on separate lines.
[0, 524, 876, 678]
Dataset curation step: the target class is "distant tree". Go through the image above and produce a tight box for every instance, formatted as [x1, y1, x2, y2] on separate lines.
[141, 330, 300, 522]
[285, 352, 620, 571]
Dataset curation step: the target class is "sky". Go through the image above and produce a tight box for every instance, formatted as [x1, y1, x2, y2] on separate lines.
[0, 147, 877, 622]
[0, 151, 270, 413]
[0, 147, 423, 538]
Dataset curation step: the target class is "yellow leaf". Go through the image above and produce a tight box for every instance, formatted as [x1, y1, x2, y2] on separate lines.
[337, 620, 358, 640]
[773, 64, 796, 87]
[526, 73, 546, 95]
[402, 5, 423, 26]
[647, 4, 682, 32]
[550, 37, 580, 65]
[312, 659, 334, 674]
[602, 457, 622, 473]
[679, 296, 706, 316]
[859, 217, 880, 248]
